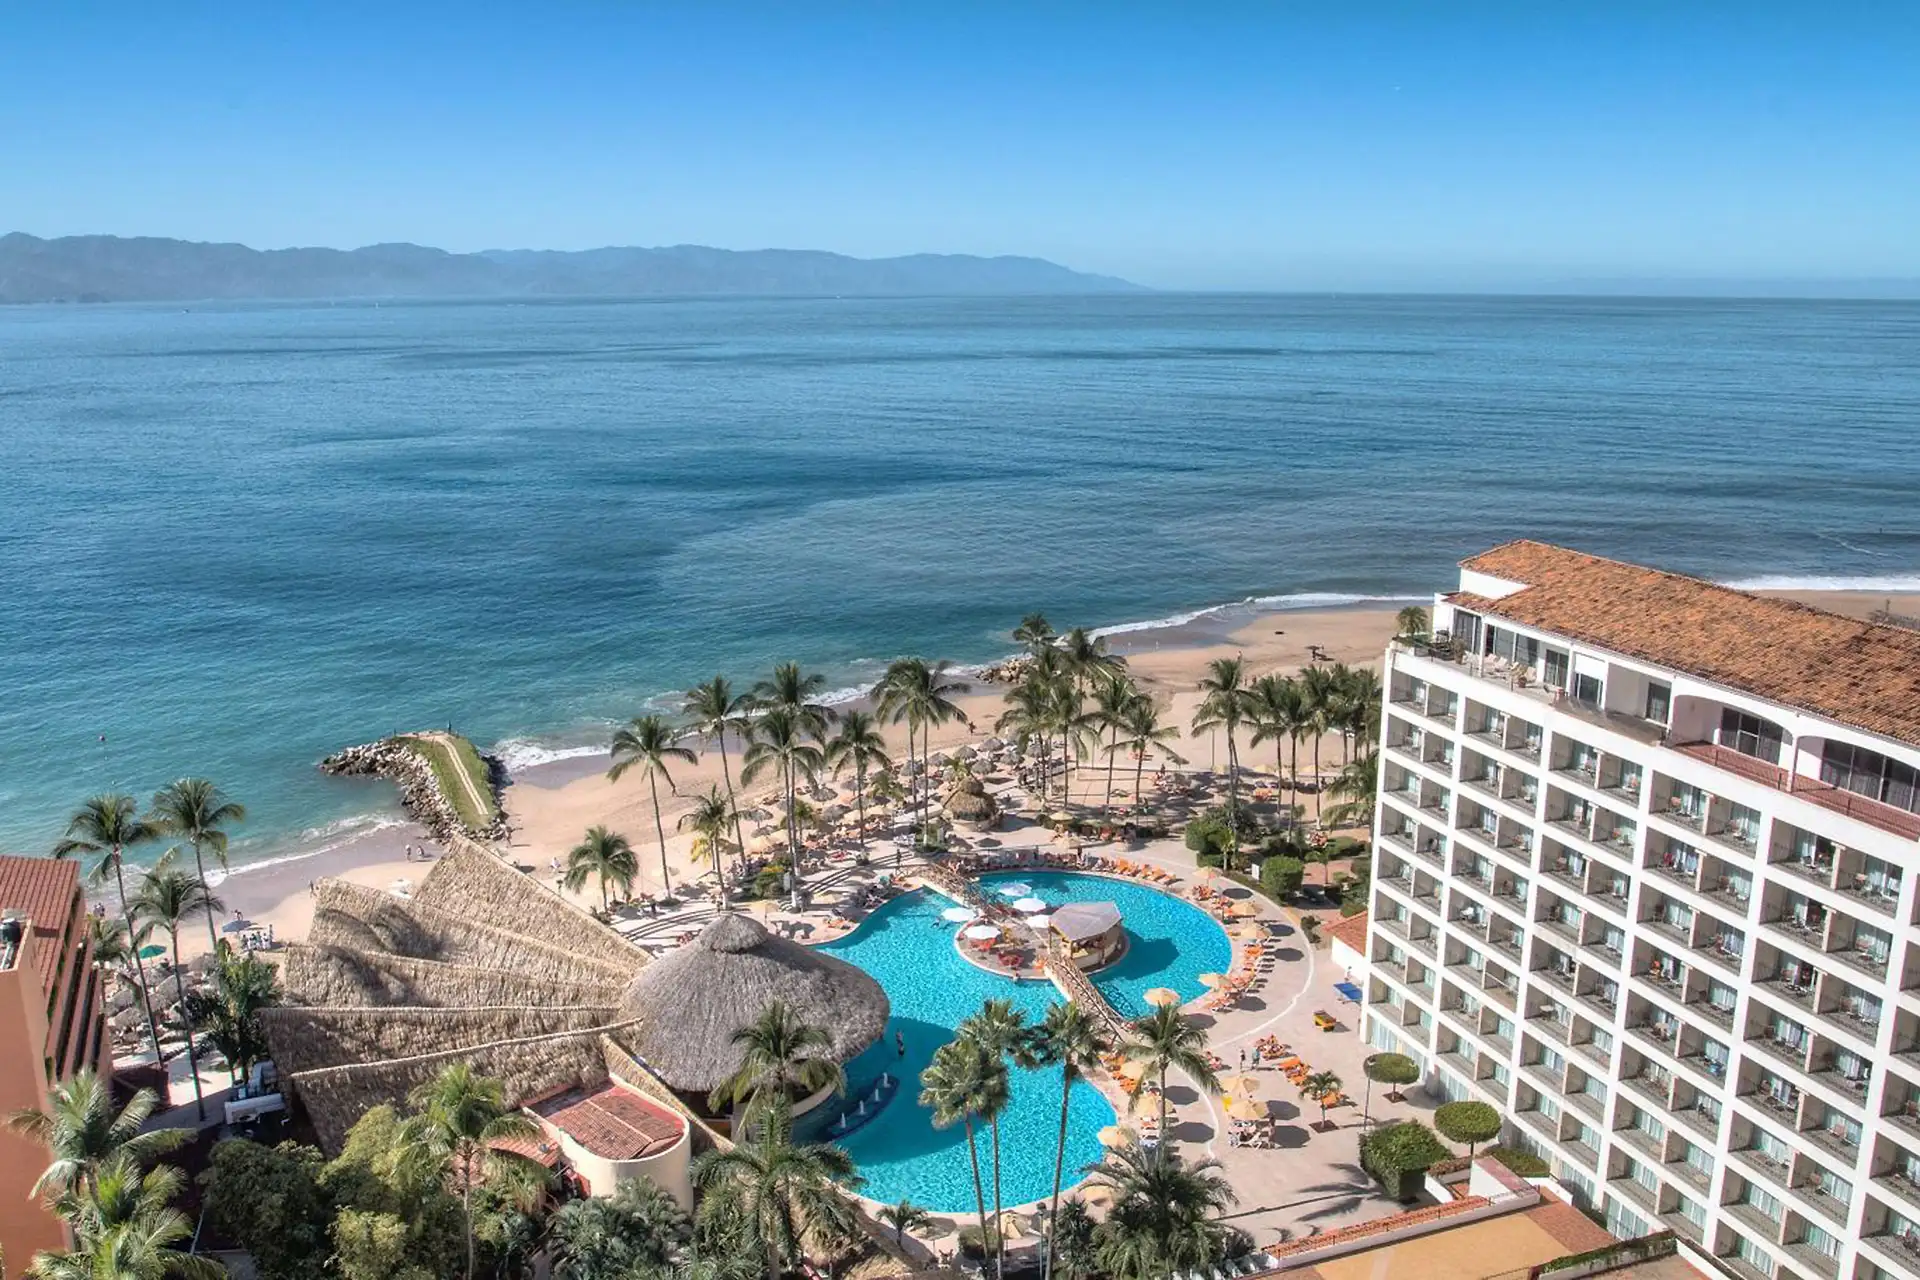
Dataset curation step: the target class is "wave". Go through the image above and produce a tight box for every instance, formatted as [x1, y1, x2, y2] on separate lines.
[492, 737, 610, 773]
[1722, 574, 1920, 593]
[1090, 591, 1422, 640]
[206, 813, 407, 884]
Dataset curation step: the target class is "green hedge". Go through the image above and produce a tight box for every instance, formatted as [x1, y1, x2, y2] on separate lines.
[1358, 1121, 1451, 1201]
[1485, 1146, 1550, 1177]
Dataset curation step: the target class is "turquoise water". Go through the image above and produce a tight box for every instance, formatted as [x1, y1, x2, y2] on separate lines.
[4, 295, 1919, 861]
[818, 871, 1230, 1212]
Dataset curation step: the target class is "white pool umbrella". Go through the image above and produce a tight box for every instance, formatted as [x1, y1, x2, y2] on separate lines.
[995, 882, 1033, 898]
[941, 906, 980, 923]
[963, 924, 1001, 941]
[1011, 896, 1048, 913]
[1024, 913, 1054, 929]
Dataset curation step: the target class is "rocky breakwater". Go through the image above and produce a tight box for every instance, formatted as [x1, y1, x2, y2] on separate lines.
[320, 734, 507, 843]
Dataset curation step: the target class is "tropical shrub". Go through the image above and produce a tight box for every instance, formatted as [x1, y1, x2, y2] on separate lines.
[1433, 1100, 1503, 1156]
[1486, 1145, 1550, 1177]
[1359, 1121, 1451, 1200]
[200, 1139, 335, 1280]
[1260, 857, 1305, 898]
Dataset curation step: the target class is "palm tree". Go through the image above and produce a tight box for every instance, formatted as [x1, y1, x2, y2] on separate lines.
[872, 658, 970, 827]
[1090, 674, 1139, 816]
[54, 795, 165, 1060]
[919, 1038, 1007, 1277]
[1124, 1005, 1220, 1156]
[133, 862, 222, 1120]
[183, 947, 280, 1088]
[678, 787, 739, 906]
[877, 1199, 932, 1251]
[710, 1000, 846, 1120]
[751, 662, 835, 735]
[741, 706, 825, 870]
[995, 677, 1054, 800]
[1083, 1141, 1239, 1280]
[144, 779, 245, 956]
[958, 1000, 1036, 1280]
[396, 1063, 542, 1280]
[1030, 1002, 1110, 1280]
[1395, 604, 1431, 642]
[609, 714, 698, 898]
[690, 1097, 861, 1280]
[682, 676, 755, 869]
[1045, 676, 1096, 810]
[87, 914, 135, 984]
[6, 1071, 187, 1203]
[1249, 674, 1307, 795]
[29, 1155, 224, 1280]
[1191, 659, 1255, 864]
[1301, 1070, 1343, 1128]
[1322, 750, 1380, 830]
[1012, 614, 1055, 656]
[1106, 696, 1184, 813]
[1298, 664, 1337, 786]
[824, 711, 891, 858]
[564, 825, 639, 913]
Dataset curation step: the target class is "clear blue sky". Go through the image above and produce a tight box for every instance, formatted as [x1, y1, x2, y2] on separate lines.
[3, 3, 1916, 290]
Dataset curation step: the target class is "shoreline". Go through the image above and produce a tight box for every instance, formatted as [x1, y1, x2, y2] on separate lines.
[142, 585, 1920, 959]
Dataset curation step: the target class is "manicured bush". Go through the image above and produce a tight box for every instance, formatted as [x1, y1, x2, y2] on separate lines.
[1260, 856, 1305, 898]
[1434, 1100, 1503, 1157]
[1327, 835, 1367, 858]
[1338, 897, 1367, 918]
[1485, 1145, 1550, 1177]
[1359, 1121, 1452, 1201]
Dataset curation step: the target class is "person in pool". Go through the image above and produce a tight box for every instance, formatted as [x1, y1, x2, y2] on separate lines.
[895, 1031, 906, 1058]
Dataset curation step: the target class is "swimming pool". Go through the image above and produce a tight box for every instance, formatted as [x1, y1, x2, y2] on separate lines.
[818, 870, 1232, 1212]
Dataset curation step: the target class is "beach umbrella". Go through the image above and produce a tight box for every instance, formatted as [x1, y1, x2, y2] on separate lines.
[1024, 913, 1054, 930]
[1144, 987, 1181, 1007]
[963, 924, 1000, 941]
[137, 943, 167, 961]
[941, 906, 980, 923]
[1011, 896, 1048, 913]
[1197, 972, 1226, 988]
[220, 917, 254, 934]
[1229, 901, 1259, 918]
[982, 737, 1005, 751]
[1224, 1094, 1264, 1120]
[1096, 1124, 1135, 1147]
[1221, 1074, 1259, 1096]
[995, 882, 1032, 898]
[1235, 922, 1266, 940]
[1049, 810, 1075, 824]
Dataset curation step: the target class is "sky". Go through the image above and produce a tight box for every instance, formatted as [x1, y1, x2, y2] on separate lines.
[2, 4, 1917, 291]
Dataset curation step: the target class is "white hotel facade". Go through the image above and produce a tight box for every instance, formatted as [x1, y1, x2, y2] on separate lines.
[1361, 542, 1920, 1280]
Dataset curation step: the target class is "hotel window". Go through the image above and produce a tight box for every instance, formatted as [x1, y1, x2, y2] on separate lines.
[1730, 1236, 1771, 1275]
[1773, 957, 1813, 990]
[1681, 1140, 1714, 1178]
[1494, 1015, 1516, 1042]
[1810, 1167, 1851, 1205]
[1644, 681, 1672, 724]
[1788, 828, 1835, 872]
[1830, 1048, 1871, 1090]
[1857, 923, 1894, 966]
[1601, 872, 1628, 901]
[1604, 1200, 1648, 1242]
[1601, 925, 1625, 955]
[1658, 840, 1699, 877]
[1632, 1108, 1666, 1143]
[1764, 1013, 1809, 1052]
[1719, 707, 1786, 765]
[1588, 1026, 1614, 1057]
[1723, 802, 1761, 846]
[1812, 1103, 1859, 1147]
[1701, 1040, 1730, 1079]
[1797, 1224, 1840, 1261]
[1844, 988, 1883, 1029]
[1750, 1128, 1792, 1169]
[1864, 856, 1904, 901]
[1572, 673, 1603, 706]
[1677, 1194, 1708, 1230]
[1680, 1090, 1721, 1128]
[1820, 740, 1920, 815]
[1706, 980, 1738, 1016]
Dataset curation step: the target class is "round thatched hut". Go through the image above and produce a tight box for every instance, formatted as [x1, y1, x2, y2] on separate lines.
[943, 773, 1000, 830]
[620, 914, 889, 1100]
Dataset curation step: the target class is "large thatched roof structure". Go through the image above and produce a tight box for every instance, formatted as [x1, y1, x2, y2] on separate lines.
[267, 841, 887, 1150]
[619, 913, 888, 1092]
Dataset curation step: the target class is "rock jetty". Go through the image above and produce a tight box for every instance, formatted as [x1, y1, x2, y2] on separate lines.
[320, 736, 507, 843]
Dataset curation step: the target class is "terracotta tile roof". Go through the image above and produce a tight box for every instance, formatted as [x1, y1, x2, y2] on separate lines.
[1453, 541, 1920, 750]
[1525, 1189, 1616, 1253]
[0, 856, 83, 995]
[536, 1081, 685, 1160]
[1325, 911, 1369, 955]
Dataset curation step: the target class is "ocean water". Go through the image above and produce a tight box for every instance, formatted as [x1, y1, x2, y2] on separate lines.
[2, 294, 1918, 863]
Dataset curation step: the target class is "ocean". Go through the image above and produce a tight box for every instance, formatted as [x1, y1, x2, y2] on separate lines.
[3, 293, 1917, 868]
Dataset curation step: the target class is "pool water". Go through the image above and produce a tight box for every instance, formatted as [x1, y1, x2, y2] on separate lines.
[817, 870, 1232, 1212]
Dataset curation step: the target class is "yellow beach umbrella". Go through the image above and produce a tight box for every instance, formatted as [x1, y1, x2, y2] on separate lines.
[1078, 1183, 1116, 1207]
[1229, 901, 1259, 919]
[1097, 1124, 1135, 1147]
[1235, 922, 1266, 939]
[1144, 987, 1181, 1007]
[1197, 972, 1226, 988]
[1224, 1093, 1265, 1120]
[1221, 1074, 1259, 1096]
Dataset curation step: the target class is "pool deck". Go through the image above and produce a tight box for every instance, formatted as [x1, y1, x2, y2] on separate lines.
[618, 776, 1434, 1257]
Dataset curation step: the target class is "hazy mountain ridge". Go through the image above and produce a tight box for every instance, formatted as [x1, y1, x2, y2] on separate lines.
[0, 232, 1142, 302]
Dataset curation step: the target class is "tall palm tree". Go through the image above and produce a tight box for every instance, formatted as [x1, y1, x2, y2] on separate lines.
[919, 1038, 1007, 1279]
[682, 677, 755, 868]
[144, 779, 245, 956]
[1249, 673, 1308, 795]
[54, 795, 165, 1061]
[6, 1071, 187, 1202]
[29, 1155, 224, 1280]
[741, 707, 825, 869]
[1395, 604, 1431, 642]
[678, 787, 739, 907]
[958, 1000, 1037, 1280]
[608, 714, 698, 897]
[751, 662, 835, 736]
[183, 948, 281, 1088]
[824, 711, 891, 857]
[1191, 658, 1255, 863]
[1106, 696, 1184, 813]
[1090, 674, 1140, 816]
[1012, 614, 1055, 656]
[1030, 1002, 1110, 1280]
[1083, 1141, 1239, 1280]
[877, 1199, 932, 1251]
[1339, 665, 1384, 763]
[1298, 664, 1337, 786]
[133, 862, 222, 1120]
[690, 1097, 861, 1280]
[396, 1063, 542, 1280]
[1322, 749, 1381, 830]
[1124, 1005, 1220, 1157]
[564, 826, 639, 913]
[1045, 676, 1096, 810]
[872, 658, 971, 827]
[710, 1000, 846, 1120]
[995, 677, 1055, 800]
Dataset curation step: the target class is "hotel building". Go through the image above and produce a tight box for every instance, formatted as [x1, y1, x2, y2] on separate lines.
[0, 856, 114, 1266]
[1362, 543, 1920, 1280]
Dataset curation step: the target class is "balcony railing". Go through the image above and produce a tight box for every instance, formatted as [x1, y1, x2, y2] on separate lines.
[1675, 740, 1920, 841]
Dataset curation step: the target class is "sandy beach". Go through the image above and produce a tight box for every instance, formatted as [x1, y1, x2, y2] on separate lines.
[205, 588, 1920, 955]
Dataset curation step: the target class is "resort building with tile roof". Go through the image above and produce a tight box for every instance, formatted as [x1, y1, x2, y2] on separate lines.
[1362, 542, 1920, 1280]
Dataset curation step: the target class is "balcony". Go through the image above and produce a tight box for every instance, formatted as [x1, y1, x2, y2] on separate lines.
[1658, 1210, 1706, 1246]
[1607, 1175, 1660, 1215]
[1876, 1169, 1920, 1213]
[1783, 1241, 1841, 1280]
[1840, 877, 1903, 917]
[1675, 740, 1920, 840]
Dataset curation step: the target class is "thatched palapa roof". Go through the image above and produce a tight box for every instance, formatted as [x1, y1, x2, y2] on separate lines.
[281, 944, 625, 1009]
[410, 842, 639, 970]
[619, 913, 888, 1091]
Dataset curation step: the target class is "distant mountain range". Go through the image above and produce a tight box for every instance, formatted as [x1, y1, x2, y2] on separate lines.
[0, 233, 1141, 303]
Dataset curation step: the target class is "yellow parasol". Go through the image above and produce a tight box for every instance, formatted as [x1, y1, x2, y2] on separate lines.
[1221, 1074, 1259, 1096]
[1144, 987, 1181, 1007]
[1224, 1093, 1265, 1120]
[1197, 972, 1226, 988]
[1077, 1183, 1116, 1207]
[1235, 922, 1266, 939]
[1097, 1123, 1135, 1147]
[1229, 901, 1260, 918]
